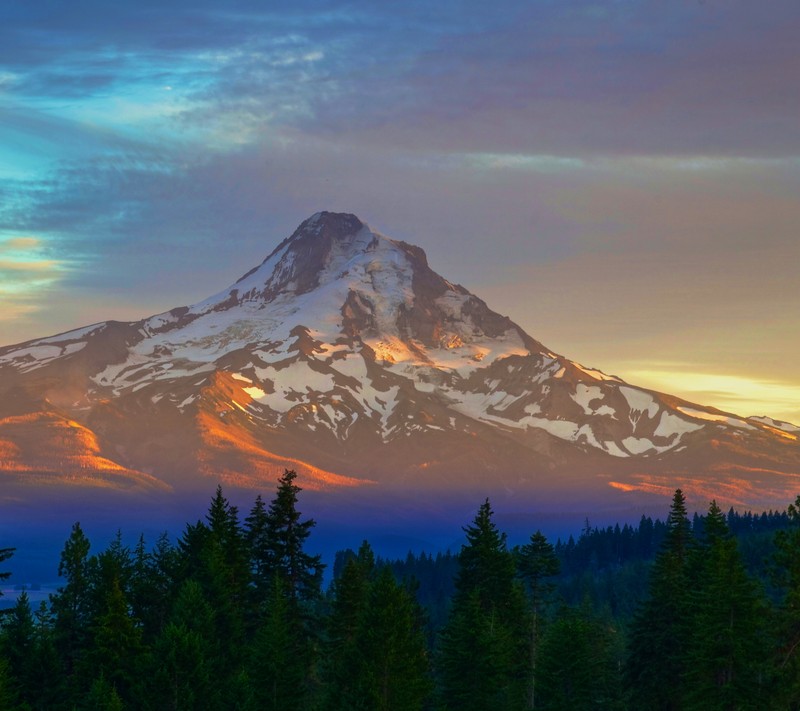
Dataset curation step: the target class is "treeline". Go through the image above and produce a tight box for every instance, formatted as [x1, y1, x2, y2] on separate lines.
[3, 477, 800, 709]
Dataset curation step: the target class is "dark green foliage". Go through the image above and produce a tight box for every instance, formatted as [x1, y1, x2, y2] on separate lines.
[261, 469, 325, 604]
[9, 486, 800, 709]
[516, 530, 560, 710]
[324, 544, 431, 711]
[246, 576, 308, 711]
[357, 566, 432, 710]
[0, 656, 20, 711]
[85, 576, 145, 704]
[438, 499, 528, 710]
[683, 500, 770, 710]
[149, 580, 220, 710]
[50, 522, 92, 684]
[536, 606, 625, 710]
[1, 591, 35, 705]
[772, 495, 800, 707]
[626, 489, 694, 710]
[83, 672, 124, 711]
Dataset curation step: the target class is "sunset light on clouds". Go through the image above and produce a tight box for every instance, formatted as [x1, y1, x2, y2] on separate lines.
[0, 0, 798, 424]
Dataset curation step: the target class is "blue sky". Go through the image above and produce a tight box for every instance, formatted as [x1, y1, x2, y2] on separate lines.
[1, 0, 799, 422]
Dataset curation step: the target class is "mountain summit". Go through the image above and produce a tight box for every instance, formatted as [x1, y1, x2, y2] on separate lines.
[1, 212, 798, 509]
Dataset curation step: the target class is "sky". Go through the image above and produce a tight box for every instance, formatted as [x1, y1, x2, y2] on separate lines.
[0, 0, 799, 424]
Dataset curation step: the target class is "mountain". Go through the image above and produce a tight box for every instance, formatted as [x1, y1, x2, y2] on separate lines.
[1, 211, 799, 511]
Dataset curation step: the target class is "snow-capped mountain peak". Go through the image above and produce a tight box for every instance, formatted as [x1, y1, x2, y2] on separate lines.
[0, 212, 797, 505]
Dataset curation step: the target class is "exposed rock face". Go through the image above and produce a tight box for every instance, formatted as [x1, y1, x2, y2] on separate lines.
[1, 211, 798, 509]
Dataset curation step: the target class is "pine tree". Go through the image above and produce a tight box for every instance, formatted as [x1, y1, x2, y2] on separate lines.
[357, 566, 432, 710]
[682, 500, 770, 710]
[517, 530, 560, 710]
[244, 494, 270, 601]
[0, 591, 36, 705]
[625, 489, 694, 710]
[263, 469, 324, 605]
[323, 542, 375, 709]
[29, 600, 65, 709]
[769, 495, 800, 706]
[176, 487, 250, 679]
[86, 575, 146, 705]
[83, 672, 124, 711]
[324, 545, 431, 710]
[438, 499, 528, 710]
[246, 576, 307, 711]
[536, 605, 624, 711]
[149, 580, 220, 710]
[50, 522, 93, 687]
[0, 656, 20, 711]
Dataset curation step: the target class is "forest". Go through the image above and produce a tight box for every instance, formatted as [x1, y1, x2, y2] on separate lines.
[2, 470, 800, 710]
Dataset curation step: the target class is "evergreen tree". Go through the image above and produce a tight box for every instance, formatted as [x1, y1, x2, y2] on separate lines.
[0, 656, 20, 711]
[175, 487, 249, 681]
[536, 605, 624, 711]
[323, 541, 376, 709]
[324, 545, 430, 710]
[625, 489, 694, 710]
[0, 591, 36, 705]
[438, 499, 528, 710]
[263, 469, 325, 604]
[772, 494, 800, 706]
[246, 576, 307, 711]
[357, 566, 432, 710]
[683, 500, 770, 710]
[149, 580, 220, 710]
[50, 522, 93, 688]
[29, 600, 65, 709]
[517, 530, 560, 710]
[86, 575, 146, 705]
[83, 672, 124, 711]
[244, 494, 271, 602]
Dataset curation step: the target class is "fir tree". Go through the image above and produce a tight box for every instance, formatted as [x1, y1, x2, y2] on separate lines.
[357, 566, 432, 710]
[323, 541, 376, 709]
[0, 591, 36, 705]
[246, 576, 308, 711]
[536, 605, 624, 711]
[771, 494, 800, 706]
[149, 580, 220, 710]
[517, 530, 560, 710]
[264, 469, 325, 604]
[0, 656, 20, 711]
[50, 522, 93, 684]
[86, 575, 146, 705]
[625, 489, 694, 710]
[324, 545, 430, 710]
[438, 499, 528, 710]
[683, 500, 770, 710]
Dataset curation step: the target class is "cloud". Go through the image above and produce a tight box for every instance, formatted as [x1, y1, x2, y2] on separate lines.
[4, 1, 797, 158]
[0, 236, 39, 252]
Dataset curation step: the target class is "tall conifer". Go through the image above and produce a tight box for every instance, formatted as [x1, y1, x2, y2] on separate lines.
[626, 489, 694, 710]
[438, 499, 528, 710]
